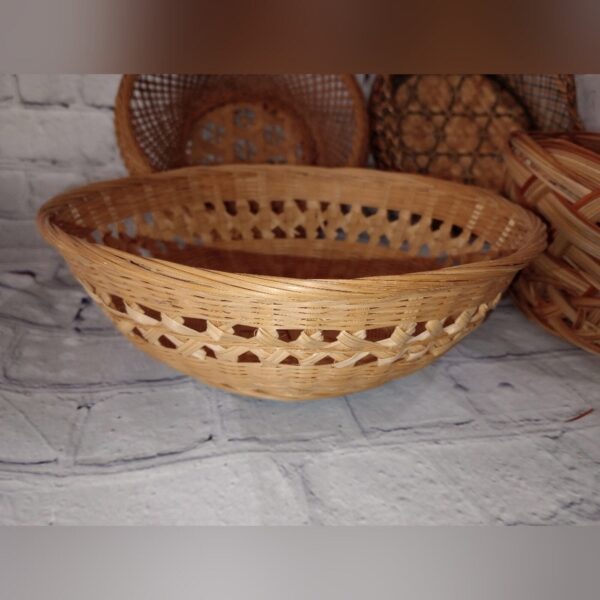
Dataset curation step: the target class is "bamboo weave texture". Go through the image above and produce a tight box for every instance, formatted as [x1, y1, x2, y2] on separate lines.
[38, 166, 546, 399]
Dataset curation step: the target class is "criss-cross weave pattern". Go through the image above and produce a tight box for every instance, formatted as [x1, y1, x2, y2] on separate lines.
[501, 74, 581, 132]
[369, 75, 532, 191]
[115, 75, 368, 175]
[369, 74, 581, 192]
[504, 132, 600, 355]
[38, 166, 545, 400]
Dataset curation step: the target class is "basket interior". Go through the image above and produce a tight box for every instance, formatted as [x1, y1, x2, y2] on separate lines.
[48, 168, 532, 281]
[125, 75, 363, 171]
[181, 96, 318, 167]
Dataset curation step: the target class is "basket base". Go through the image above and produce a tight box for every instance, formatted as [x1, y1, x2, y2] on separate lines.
[126, 335, 455, 401]
[183, 99, 316, 167]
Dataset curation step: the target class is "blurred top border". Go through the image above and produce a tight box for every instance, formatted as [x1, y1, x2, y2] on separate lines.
[2, 0, 600, 73]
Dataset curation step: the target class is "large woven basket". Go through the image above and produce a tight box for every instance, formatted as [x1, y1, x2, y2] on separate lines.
[504, 132, 600, 354]
[369, 74, 581, 192]
[38, 166, 545, 400]
[115, 74, 368, 175]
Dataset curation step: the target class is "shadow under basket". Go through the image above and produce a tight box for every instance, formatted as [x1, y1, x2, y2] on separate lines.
[38, 166, 546, 400]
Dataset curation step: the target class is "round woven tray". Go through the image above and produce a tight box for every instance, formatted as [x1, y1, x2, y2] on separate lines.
[504, 132, 600, 354]
[369, 74, 581, 192]
[115, 74, 368, 175]
[38, 166, 545, 400]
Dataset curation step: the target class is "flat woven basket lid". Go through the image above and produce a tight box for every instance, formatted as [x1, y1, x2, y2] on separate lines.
[369, 75, 532, 191]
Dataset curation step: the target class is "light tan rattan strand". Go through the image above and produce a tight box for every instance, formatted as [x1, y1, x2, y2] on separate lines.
[38, 166, 546, 400]
[504, 132, 600, 354]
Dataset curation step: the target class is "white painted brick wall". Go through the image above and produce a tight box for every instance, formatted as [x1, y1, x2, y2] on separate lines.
[81, 75, 120, 108]
[0, 109, 117, 164]
[17, 74, 81, 106]
[0, 74, 16, 104]
[0, 75, 599, 525]
[0, 170, 29, 217]
[0, 74, 125, 248]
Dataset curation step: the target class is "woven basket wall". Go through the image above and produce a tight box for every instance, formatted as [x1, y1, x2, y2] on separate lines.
[115, 74, 368, 175]
[38, 165, 545, 400]
[369, 74, 581, 192]
[504, 132, 600, 354]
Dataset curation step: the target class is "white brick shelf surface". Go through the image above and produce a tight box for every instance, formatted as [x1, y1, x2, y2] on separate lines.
[0, 74, 599, 525]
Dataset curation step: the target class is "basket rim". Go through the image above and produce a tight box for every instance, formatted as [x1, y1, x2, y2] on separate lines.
[37, 165, 547, 292]
[114, 74, 369, 175]
[507, 130, 600, 206]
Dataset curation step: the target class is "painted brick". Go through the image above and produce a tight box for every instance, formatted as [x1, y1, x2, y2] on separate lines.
[447, 355, 593, 426]
[0, 171, 29, 217]
[563, 427, 600, 464]
[420, 437, 599, 524]
[66, 294, 112, 332]
[0, 108, 117, 165]
[0, 322, 17, 362]
[577, 74, 600, 131]
[0, 248, 62, 282]
[17, 75, 80, 106]
[217, 391, 357, 443]
[546, 353, 600, 400]
[347, 361, 480, 437]
[84, 162, 128, 182]
[52, 257, 80, 287]
[0, 393, 57, 464]
[5, 328, 178, 387]
[76, 384, 214, 465]
[539, 428, 600, 520]
[0, 219, 44, 248]
[81, 75, 120, 108]
[0, 279, 67, 327]
[0, 75, 15, 104]
[302, 449, 485, 525]
[28, 171, 87, 212]
[0, 251, 104, 331]
[0, 390, 80, 458]
[0, 265, 109, 329]
[0, 455, 308, 525]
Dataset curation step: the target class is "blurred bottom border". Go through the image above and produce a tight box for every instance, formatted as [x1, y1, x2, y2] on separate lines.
[1, 526, 599, 599]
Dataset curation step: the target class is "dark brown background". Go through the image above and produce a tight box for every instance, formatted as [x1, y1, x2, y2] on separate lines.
[2, 0, 600, 72]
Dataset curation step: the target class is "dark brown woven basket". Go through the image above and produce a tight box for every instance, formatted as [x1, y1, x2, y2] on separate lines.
[115, 74, 369, 175]
[369, 74, 581, 192]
